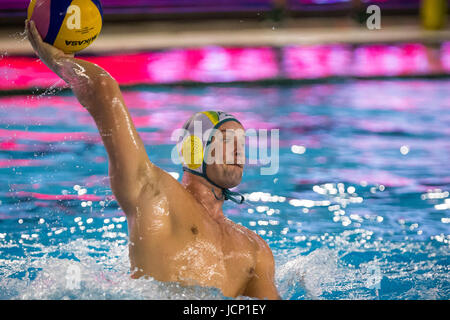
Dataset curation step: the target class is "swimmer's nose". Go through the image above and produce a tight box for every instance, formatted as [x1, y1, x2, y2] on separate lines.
[234, 143, 245, 165]
[235, 152, 245, 166]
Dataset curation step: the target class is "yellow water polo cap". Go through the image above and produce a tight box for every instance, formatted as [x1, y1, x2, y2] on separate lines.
[177, 111, 245, 204]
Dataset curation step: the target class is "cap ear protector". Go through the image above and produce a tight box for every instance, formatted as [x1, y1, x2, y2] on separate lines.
[177, 111, 245, 204]
[180, 134, 204, 170]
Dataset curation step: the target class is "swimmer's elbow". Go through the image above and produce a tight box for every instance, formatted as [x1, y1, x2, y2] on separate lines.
[91, 75, 120, 105]
[94, 73, 118, 93]
[73, 70, 119, 111]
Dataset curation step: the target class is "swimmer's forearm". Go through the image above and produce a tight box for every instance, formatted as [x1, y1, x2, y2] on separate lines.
[25, 19, 113, 108]
[26, 20, 155, 210]
[45, 56, 107, 90]
[52, 57, 116, 109]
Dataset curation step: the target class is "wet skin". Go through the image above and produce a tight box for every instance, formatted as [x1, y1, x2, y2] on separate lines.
[25, 20, 280, 299]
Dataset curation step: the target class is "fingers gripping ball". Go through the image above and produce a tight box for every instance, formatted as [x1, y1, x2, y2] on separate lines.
[27, 0, 103, 54]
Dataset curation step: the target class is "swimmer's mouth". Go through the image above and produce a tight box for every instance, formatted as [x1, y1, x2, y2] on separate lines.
[229, 164, 243, 169]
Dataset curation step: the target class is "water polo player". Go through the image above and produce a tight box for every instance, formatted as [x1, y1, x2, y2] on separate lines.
[25, 20, 280, 300]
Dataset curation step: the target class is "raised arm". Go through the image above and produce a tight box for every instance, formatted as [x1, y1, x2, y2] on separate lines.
[25, 20, 159, 215]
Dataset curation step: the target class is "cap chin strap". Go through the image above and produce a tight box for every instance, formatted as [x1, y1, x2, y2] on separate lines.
[224, 189, 246, 204]
[211, 187, 245, 204]
[183, 168, 245, 204]
[204, 173, 245, 205]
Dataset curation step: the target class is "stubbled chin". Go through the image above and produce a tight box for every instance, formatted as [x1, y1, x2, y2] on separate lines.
[227, 165, 243, 175]
[222, 168, 243, 187]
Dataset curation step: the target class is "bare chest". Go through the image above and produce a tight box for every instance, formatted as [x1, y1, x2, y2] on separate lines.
[129, 211, 257, 297]
[168, 223, 257, 297]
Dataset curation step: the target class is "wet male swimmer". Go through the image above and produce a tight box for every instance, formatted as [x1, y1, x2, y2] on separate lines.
[25, 20, 280, 300]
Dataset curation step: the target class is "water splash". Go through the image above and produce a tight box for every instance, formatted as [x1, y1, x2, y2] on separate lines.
[0, 238, 226, 300]
[276, 248, 374, 300]
[1, 81, 449, 300]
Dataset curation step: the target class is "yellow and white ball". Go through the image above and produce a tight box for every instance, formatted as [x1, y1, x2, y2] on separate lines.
[28, 0, 103, 53]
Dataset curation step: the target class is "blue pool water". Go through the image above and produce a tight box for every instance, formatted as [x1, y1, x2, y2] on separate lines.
[0, 79, 449, 300]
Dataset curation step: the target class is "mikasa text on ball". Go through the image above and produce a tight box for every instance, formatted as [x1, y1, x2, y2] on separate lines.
[27, 0, 103, 54]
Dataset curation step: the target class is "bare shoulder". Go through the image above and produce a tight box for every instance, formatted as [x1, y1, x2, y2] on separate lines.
[252, 232, 275, 264]
[237, 220, 279, 300]
[229, 220, 274, 260]
[155, 169, 203, 209]
[136, 164, 188, 201]
[137, 167, 211, 227]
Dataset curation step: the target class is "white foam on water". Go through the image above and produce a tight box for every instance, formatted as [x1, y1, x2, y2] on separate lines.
[275, 248, 374, 300]
[1, 235, 448, 300]
[0, 238, 226, 300]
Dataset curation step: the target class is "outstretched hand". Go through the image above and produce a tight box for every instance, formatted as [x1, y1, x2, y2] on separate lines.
[25, 18, 113, 107]
[25, 19, 74, 70]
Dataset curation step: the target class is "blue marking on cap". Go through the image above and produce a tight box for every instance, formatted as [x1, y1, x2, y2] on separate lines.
[45, 0, 72, 45]
[92, 0, 103, 18]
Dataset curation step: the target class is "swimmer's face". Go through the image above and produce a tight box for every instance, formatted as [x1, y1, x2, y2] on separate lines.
[205, 121, 245, 189]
